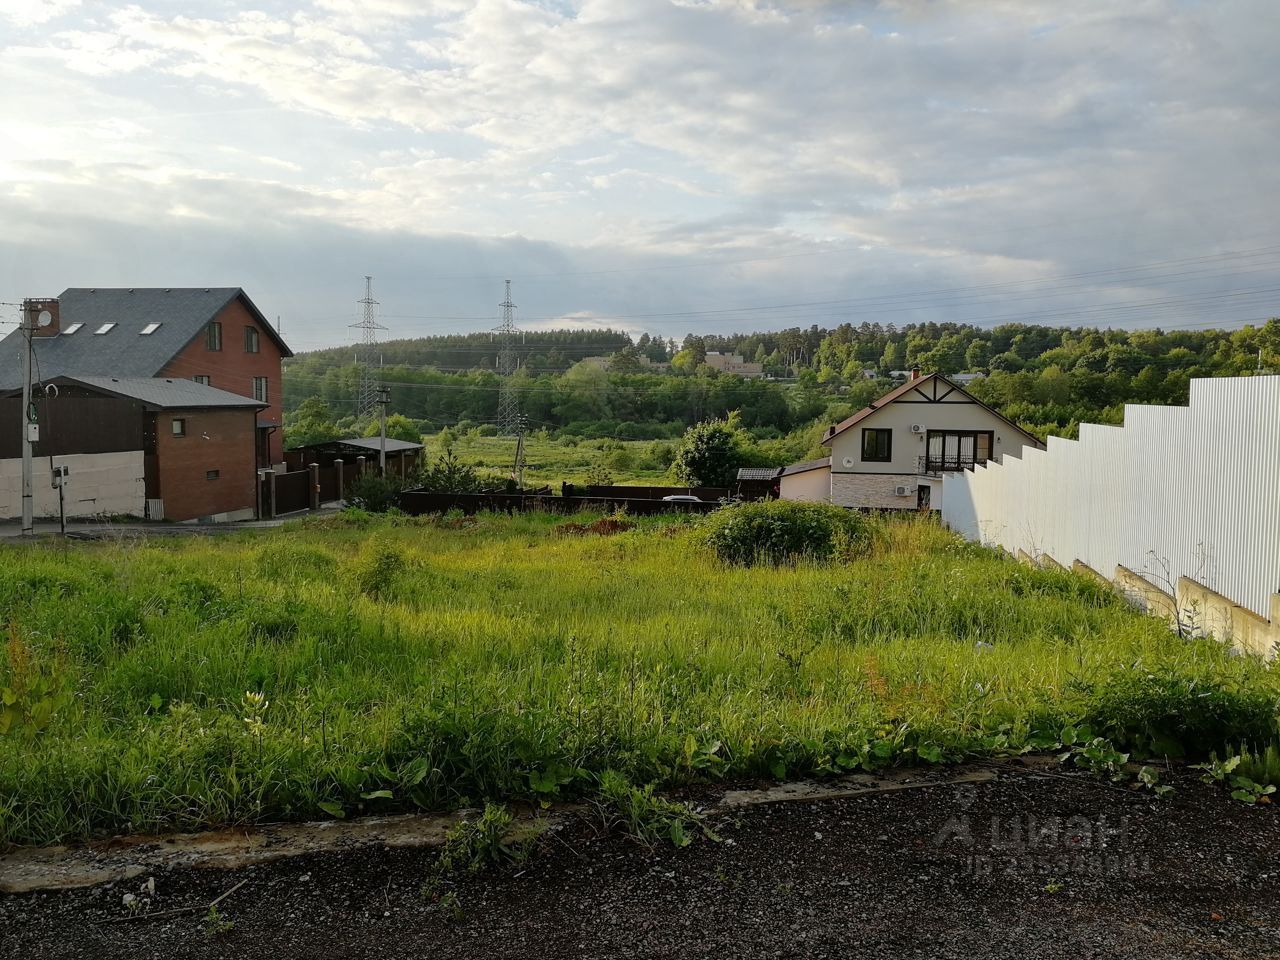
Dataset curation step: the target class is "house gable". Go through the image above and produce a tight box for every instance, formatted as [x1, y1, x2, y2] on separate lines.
[824, 373, 1043, 476]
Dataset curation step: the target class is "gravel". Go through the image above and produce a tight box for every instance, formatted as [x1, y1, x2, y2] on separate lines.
[2, 765, 1277, 959]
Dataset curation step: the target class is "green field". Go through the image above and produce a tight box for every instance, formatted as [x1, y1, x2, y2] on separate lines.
[1, 513, 1275, 846]
[421, 432, 673, 487]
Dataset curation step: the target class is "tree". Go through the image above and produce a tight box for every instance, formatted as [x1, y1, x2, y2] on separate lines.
[363, 414, 422, 444]
[671, 419, 742, 487]
[415, 449, 487, 493]
[285, 396, 341, 450]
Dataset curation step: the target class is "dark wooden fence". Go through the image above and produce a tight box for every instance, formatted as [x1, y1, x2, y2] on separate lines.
[398, 491, 723, 517]
[272, 469, 312, 515]
[563, 483, 732, 500]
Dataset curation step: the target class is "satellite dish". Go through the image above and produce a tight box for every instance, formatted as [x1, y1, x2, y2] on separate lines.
[36, 310, 53, 327]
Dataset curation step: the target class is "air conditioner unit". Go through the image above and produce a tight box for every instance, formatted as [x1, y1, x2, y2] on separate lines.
[894, 484, 914, 497]
[910, 424, 926, 434]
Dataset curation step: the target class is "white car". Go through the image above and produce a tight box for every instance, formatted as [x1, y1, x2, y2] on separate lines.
[661, 494, 702, 502]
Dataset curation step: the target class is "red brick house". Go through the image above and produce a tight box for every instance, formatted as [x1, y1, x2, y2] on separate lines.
[0, 288, 291, 522]
[0, 288, 291, 467]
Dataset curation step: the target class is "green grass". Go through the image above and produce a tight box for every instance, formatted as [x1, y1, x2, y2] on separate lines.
[422, 433, 671, 487]
[0, 513, 1275, 846]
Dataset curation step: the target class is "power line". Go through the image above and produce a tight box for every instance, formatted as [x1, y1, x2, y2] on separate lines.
[495, 280, 521, 436]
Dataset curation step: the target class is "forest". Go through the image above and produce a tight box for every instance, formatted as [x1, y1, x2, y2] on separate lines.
[283, 318, 1280, 447]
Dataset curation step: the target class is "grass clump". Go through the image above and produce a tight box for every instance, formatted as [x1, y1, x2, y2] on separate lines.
[346, 536, 406, 599]
[700, 500, 870, 566]
[1083, 667, 1279, 757]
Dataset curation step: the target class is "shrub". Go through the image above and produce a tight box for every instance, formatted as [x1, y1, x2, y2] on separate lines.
[700, 500, 870, 566]
[344, 474, 402, 513]
[1083, 667, 1280, 757]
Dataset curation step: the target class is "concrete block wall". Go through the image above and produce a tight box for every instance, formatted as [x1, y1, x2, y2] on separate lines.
[0, 451, 145, 519]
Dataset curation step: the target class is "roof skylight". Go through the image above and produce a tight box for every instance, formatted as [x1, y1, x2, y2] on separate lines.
[62, 322, 84, 335]
[93, 323, 117, 335]
[140, 323, 161, 335]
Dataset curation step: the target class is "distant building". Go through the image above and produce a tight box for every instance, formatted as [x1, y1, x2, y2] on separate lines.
[777, 370, 1043, 511]
[579, 354, 669, 371]
[704, 352, 764, 378]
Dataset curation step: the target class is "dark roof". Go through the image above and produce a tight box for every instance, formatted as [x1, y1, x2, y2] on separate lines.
[821, 373, 1043, 447]
[0, 288, 290, 389]
[44, 375, 265, 410]
[334, 437, 424, 453]
[736, 467, 782, 480]
[780, 456, 831, 477]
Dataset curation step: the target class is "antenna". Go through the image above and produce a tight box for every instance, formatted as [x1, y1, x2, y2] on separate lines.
[495, 279, 521, 436]
[350, 276, 386, 418]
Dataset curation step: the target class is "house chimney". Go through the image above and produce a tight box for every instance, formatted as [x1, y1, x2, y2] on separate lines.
[910, 365, 921, 381]
[24, 298, 61, 338]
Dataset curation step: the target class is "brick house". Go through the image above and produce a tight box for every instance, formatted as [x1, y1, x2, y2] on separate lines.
[0, 288, 291, 467]
[779, 370, 1044, 511]
[0, 288, 291, 522]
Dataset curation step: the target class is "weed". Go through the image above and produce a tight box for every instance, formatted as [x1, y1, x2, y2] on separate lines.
[437, 803, 540, 876]
[347, 536, 406, 599]
[201, 905, 235, 940]
[1195, 754, 1278, 805]
[595, 770, 711, 848]
[1059, 737, 1129, 781]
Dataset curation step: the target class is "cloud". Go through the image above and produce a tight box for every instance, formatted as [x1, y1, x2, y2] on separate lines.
[0, 0, 1277, 345]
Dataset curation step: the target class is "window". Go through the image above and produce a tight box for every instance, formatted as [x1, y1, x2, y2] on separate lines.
[140, 322, 161, 335]
[252, 376, 269, 403]
[861, 428, 892, 462]
[193, 375, 210, 386]
[62, 322, 83, 335]
[205, 469, 220, 481]
[205, 321, 222, 351]
[171, 418, 186, 437]
[244, 326, 260, 353]
[93, 322, 116, 335]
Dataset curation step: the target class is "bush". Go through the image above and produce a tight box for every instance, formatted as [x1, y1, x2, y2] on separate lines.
[700, 500, 870, 566]
[1084, 667, 1280, 757]
[344, 474, 402, 513]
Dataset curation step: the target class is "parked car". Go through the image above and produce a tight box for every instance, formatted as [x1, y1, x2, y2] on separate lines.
[661, 494, 702, 502]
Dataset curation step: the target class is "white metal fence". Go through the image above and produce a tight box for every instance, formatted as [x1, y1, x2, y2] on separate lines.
[942, 376, 1280, 619]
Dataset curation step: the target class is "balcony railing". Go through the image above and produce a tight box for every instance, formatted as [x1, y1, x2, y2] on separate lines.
[917, 455, 982, 476]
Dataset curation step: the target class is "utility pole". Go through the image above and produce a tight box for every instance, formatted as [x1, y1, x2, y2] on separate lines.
[377, 386, 391, 475]
[19, 301, 34, 536]
[495, 280, 521, 436]
[350, 276, 386, 419]
[512, 414, 527, 491]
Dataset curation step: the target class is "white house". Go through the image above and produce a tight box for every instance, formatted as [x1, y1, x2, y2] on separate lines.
[779, 370, 1044, 510]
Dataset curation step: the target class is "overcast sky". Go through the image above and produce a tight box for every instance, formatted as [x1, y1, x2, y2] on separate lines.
[1, 0, 1277, 351]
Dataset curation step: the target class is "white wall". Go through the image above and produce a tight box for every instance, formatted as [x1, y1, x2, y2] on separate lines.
[779, 465, 830, 502]
[828, 389, 1038, 475]
[0, 451, 146, 519]
[942, 376, 1280, 619]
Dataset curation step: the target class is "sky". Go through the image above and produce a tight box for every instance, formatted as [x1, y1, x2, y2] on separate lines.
[0, 0, 1277, 353]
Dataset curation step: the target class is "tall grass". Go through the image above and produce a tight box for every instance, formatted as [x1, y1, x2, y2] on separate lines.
[0, 512, 1274, 846]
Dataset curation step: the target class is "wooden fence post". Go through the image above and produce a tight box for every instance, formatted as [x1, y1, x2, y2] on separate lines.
[264, 469, 277, 520]
[308, 463, 321, 511]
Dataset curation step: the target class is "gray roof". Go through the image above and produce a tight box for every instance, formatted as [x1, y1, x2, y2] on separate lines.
[53, 375, 265, 410]
[736, 467, 782, 480]
[780, 456, 831, 477]
[335, 436, 424, 453]
[0, 287, 290, 389]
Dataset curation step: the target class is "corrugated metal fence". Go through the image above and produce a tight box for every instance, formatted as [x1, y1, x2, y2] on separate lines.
[942, 376, 1280, 619]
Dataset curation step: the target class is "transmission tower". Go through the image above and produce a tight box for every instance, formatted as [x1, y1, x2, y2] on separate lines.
[350, 276, 386, 418]
[495, 279, 522, 436]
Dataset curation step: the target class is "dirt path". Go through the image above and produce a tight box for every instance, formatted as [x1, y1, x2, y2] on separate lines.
[3, 763, 1277, 959]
